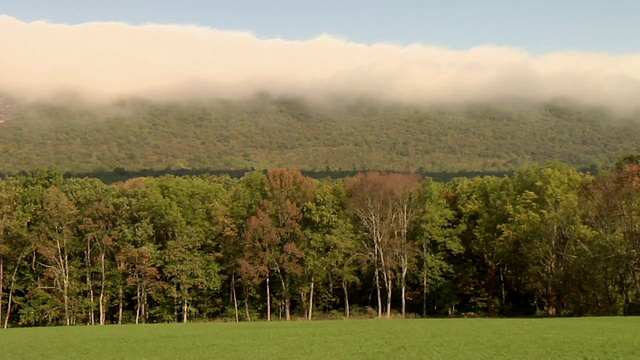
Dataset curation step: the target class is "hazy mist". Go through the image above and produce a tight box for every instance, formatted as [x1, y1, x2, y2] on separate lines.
[2, 16, 640, 111]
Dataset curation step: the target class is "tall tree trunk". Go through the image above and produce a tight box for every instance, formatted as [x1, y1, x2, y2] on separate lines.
[231, 273, 239, 322]
[142, 287, 148, 324]
[546, 254, 556, 315]
[5, 263, 19, 328]
[5, 251, 28, 329]
[0, 258, 3, 328]
[374, 239, 382, 319]
[377, 236, 392, 319]
[401, 270, 406, 318]
[63, 257, 70, 326]
[342, 279, 350, 319]
[375, 268, 382, 318]
[422, 271, 428, 318]
[308, 275, 315, 320]
[183, 297, 188, 323]
[285, 296, 291, 321]
[86, 241, 95, 326]
[244, 285, 251, 322]
[423, 246, 428, 318]
[3, 288, 11, 329]
[401, 253, 408, 318]
[118, 284, 124, 325]
[487, 264, 496, 316]
[99, 252, 106, 325]
[500, 266, 507, 306]
[280, 273, 291, 321]
[399, 200, 414, 319]
[63, 278, 70, 326]
[266, 274, 271, 322]
[300, 292, 308, 319]
[386, 278, 393, 318]
[135, 282, 141, 324]
[173, 285, 178, 322]
[117, 260, 124, 325]
[52, 233, 71, 326]
[379, 249, 392, 318]
[275, 269, 291, 321]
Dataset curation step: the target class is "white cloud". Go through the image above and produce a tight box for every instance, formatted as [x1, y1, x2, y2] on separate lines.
[2, 16, 640, 111]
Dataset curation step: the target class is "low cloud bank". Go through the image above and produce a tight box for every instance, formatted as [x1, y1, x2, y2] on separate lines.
[1, 16, 640, 111]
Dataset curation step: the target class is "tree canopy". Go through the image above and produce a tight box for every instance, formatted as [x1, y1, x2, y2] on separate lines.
[0, 96, 639, 177]
[1, 160, 640, 327]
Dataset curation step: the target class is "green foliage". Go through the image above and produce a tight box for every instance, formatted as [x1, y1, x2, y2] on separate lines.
[1, 98, 639, 175]
[1, 158, 640, 327]
[417, 179, 463, 315]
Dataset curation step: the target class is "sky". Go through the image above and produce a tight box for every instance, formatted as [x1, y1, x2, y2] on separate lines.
[2, 0, 639, 54]
[1, 1, 640, 110]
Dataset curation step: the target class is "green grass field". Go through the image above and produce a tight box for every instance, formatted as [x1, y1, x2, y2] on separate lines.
[1, 318, 639, 359]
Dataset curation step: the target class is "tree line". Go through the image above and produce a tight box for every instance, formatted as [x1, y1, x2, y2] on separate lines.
[3, 97, 640, 175]
[0, 159, 639, 327]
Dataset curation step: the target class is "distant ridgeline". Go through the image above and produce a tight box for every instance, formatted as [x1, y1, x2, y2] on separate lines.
[0, 95, 638, 176]
[64, 167, 513, 184]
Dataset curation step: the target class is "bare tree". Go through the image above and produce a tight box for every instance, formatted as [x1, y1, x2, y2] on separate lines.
[347, 172, 421, 318]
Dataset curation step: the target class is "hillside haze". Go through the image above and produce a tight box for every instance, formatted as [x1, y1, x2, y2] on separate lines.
[2, 16, 640, 111]
[0, 95, 638, 175]
[1, 17, 640, 176]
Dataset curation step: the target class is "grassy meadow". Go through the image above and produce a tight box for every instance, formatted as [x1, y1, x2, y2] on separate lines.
[1, 318, 639, 359]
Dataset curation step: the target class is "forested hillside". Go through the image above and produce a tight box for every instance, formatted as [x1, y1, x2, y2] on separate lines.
[1, 162, 639, 327]
[0, 95, 639, 175]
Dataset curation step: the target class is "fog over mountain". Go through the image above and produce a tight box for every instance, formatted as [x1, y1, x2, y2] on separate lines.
[1, 15, 640, 112]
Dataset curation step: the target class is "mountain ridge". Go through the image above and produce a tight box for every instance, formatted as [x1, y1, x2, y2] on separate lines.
[1, 96, 638, 175]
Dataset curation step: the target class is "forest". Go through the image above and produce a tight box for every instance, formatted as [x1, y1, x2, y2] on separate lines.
[0, 95, 639, 176]
[1, 157, 639, 327]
